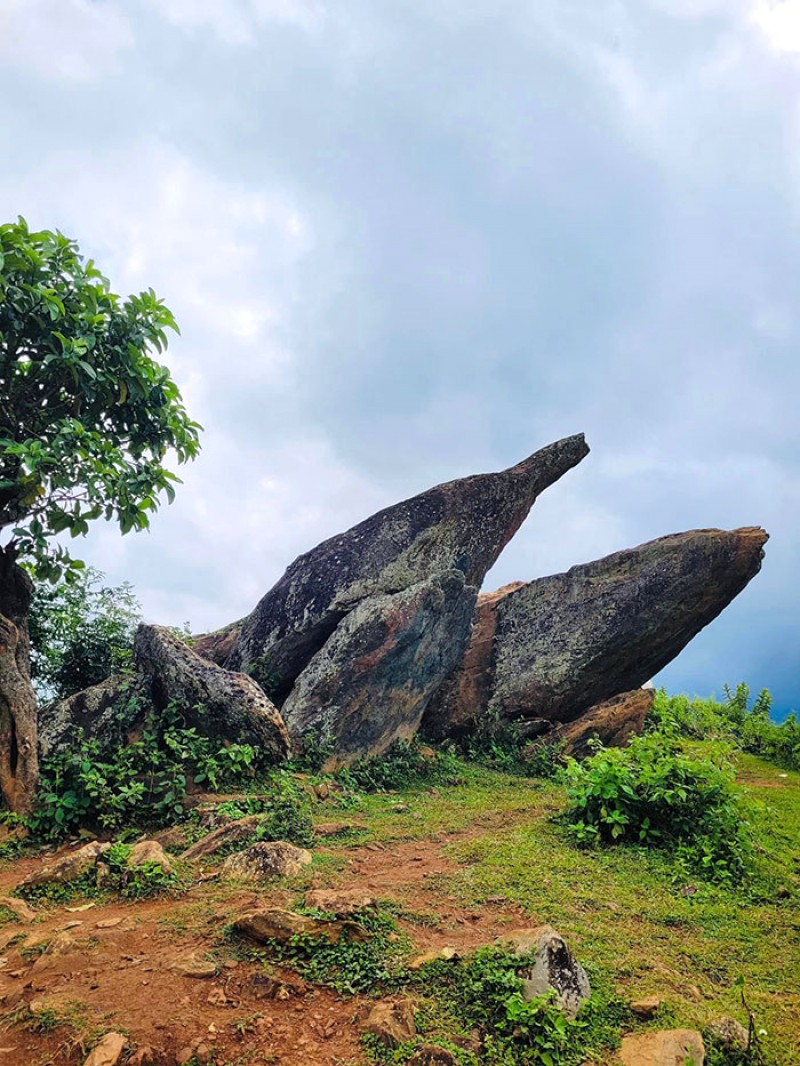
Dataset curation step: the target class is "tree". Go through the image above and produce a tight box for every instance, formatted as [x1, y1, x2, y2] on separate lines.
[0, 218, 201, 814]
[29, 567, 142, 701]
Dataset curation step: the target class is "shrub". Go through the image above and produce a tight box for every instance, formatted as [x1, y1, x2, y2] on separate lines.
[213, 777, 314, 848]
[564, 733, 751, 882]
[337, 739, 461, 793]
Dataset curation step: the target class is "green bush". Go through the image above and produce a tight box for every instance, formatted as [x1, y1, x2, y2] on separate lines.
[212, 777, 314, 848]
[336, 739, 461, 793]
[28, 697, 279, 840]
[564, 733, 751, 882]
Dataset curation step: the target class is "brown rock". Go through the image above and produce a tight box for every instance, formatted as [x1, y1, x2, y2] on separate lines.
[0, 896, 36, 922]
[494, 925, 590, 1018]
[303, 888, 375, 916]
[630, 994, 662, 1019]
[281, 570, 477, 766]
[127, 1048, 159, 1066]
[128, 839, 175, 874]
[619, 1029, 705, 1065]
[83, 1032, 128, 1066]
[527, 688, 654, 759]
[221, 841, 312, 881]
[191, 622, 243, 665]
[424, 582, 525, 739]
[180, 815, 262, 861]
[226, 435, 589, 700]
[233, 907, 369, 945]
[135, 625, 290, 758]
[361, 997, 417, 1047]
[313, 821, 363, 838]
[18, 841, 110, 892]
[408, 945, 459, 969]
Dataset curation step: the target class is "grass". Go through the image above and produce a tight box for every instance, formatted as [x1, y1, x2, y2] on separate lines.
[307, 750, 800, 1065]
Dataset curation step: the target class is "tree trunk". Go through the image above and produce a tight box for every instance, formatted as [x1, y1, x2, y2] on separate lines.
[0, 546, 37, 816]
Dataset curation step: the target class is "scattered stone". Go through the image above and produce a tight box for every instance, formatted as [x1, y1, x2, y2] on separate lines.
[314, 821, 363, 838]
[281, 570, 477, 767]
[128, 839, 175, 874]
[221, 841, 312, 881]
[82, 1031, 127, 1066]
[494, 926, 590, 1018]
[619, 1029, 705, 1065]
[407, 1047, 460, 1066]
[95, 918, 124, 929]
[127, 1049, 159, 1066]
[17, 841, 110, 892]
[707, 1016, 748, 1050]
[0, 897, 36, 922]
[170, 953, 217, 979]
[361, 997, 417, 1048]
[233, 907, 369, 945]
[630, 994, 662, 1019]
[180, 815, 263, 861]
[408, 946, 459, 969]
[206, 986, 233, 1008]
[303, 888, 376, 916]
[227, 435, 589, 701]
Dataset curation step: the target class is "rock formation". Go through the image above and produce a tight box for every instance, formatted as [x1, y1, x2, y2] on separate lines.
[225, 434, 589, 700]
[528, 688, 655, 758]
[281, 570, 476, 765]
[425, 527, 767, 740]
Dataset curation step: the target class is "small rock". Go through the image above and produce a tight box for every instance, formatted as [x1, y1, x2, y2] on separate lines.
[630, 995, 662, 1019]
[494, 925, 590, 1018]
[303, 888, 375, 916]
[408, 946, 459, 969]
[314, 821, 364, 838]
[221, 841, 312, 881]
[127, 1049, 158, 1066]
[170, 953, 216, 979]
[233, 907, 369, 945]
[206, 986, 232, 1007]
[96, 918, 124, 929]
[619, 1029, 705, 1066]
[83, 1031, 127, 1066]
[17, 841, 110, 892]
[361, 997, 417, 1047]
[407, 1046, 459, 1066]
[128, 840, 175, 875]
[707, 1016, 748, 1050]
[0, 897, 36, 922]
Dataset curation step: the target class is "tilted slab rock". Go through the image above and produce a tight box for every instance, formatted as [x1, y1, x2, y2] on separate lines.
[135, 625, 290, 759]
[226, 435, 588, 700]
[233, 906, 370, 944]
[428, 528, 767, 735]
[180, 815, 263, 861]
[17, 841, 110, 893]
[280, 570, 477, 766]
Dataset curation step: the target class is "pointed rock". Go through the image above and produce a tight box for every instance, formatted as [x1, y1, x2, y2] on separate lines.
[281, 570, 476, 765]
[226, 435, 589, 700]
[428, 528, 767, 734]
[135, 625, 290, 759]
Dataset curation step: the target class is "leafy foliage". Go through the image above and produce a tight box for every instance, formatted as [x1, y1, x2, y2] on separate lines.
[652, 684, 800, 773]
[336, 738, 462, 793]
[28, 566, 141, 699]
[0, 217, 200, 580]
[210, 780, 314, 848]
[564, 732, 751, 882]
[28, 696, 277, 840]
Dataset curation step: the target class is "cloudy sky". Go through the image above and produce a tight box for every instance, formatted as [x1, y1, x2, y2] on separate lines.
[1, 0, 797, 712]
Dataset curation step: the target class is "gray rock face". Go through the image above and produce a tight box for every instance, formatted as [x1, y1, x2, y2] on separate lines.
[281, 570, 477, 767]
[226, 435, 588, 700]
[39, 674, 133, 758]
[134, 625, 290, 759]
[495, 926, 591, 1018]
[220, 840, 312, 880]
[427, 527, 767, 736]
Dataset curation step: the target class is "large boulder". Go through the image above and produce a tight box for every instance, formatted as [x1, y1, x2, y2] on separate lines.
[39, 674, 134, 758]
[134, 625, 290, 759]
[426, 528, 767, 736]
[225, 435, 589, 700]
[280, 570, 476, 765]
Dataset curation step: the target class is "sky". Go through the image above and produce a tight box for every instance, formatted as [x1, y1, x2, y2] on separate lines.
[0, 0, 797, 713]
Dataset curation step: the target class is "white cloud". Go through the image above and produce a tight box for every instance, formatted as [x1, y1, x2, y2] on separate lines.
[752, 0, 800, 52]
[0, 0, 134, 81]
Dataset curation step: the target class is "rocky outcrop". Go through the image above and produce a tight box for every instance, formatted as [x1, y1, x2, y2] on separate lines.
[180, 815, 263, 861]
[281, 570, 476, 766]
[226, 435, 589, 700]
[40, 626, 291, 762]
[191, 622, 243, 666]
[427, 528, 767, 737]
[232, 907, 369, 945]
[17, 841, 110, 893]
[135, 625, 290, 757]
[524, 688, 654, 759]
[360, 998, 417, 1048]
